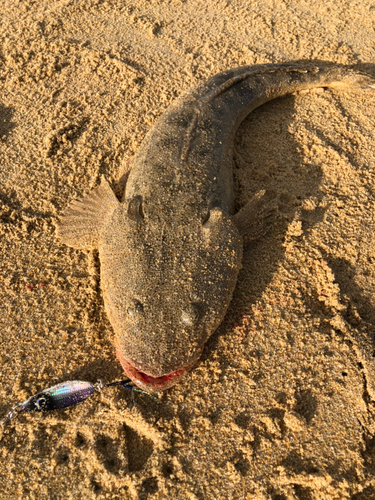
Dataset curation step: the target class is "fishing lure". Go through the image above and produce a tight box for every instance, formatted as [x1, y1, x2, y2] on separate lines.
[1, 378, 151, 425]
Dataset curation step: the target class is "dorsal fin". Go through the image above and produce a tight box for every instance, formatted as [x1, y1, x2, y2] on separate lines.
[56, 176, 120, 250]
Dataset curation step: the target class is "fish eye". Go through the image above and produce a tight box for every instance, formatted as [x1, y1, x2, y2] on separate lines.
[181, 304, 200, 326]
[127, 195, 144, 221]
[127, 300, 144, 317]
[202, 209, 210, 225]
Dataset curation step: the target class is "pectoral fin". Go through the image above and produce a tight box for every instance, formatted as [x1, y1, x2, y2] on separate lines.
[56, 176, 120, 250]
[233, 190, 278, 239]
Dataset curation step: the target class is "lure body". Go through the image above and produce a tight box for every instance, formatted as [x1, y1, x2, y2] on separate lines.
[18, 380, 100, 413]
[1, 379, 133, 424]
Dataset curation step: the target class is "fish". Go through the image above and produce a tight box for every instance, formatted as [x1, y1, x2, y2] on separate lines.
[57, 62, 375, 392]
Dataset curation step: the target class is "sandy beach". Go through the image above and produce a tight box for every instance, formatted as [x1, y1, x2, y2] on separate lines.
[1, 0, 375, 498]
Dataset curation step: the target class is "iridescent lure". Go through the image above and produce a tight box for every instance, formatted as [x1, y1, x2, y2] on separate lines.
[1, 378, 144, 425]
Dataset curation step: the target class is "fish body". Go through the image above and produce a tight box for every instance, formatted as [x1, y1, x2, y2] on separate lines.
[57, 63, 375, 391]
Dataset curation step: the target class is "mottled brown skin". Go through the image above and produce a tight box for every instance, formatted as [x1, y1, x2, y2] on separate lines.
[57, 63, 375, 392]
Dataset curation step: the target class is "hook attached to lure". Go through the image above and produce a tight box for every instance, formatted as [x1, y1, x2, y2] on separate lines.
[1, 378, 142, 425]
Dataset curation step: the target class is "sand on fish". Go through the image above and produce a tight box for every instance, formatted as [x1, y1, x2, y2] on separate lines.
[1, 1, 375, 498]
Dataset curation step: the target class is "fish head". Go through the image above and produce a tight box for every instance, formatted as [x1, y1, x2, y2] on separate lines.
[100, 204, 243, 392]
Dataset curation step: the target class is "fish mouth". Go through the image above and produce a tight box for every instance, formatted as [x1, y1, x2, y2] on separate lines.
[115, 346, 199, 392]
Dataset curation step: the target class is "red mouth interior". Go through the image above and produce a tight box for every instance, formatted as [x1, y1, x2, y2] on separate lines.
[135, 368, 183, 385]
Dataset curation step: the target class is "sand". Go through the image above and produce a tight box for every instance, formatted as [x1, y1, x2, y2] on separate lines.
[1, 0, 375, 498]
